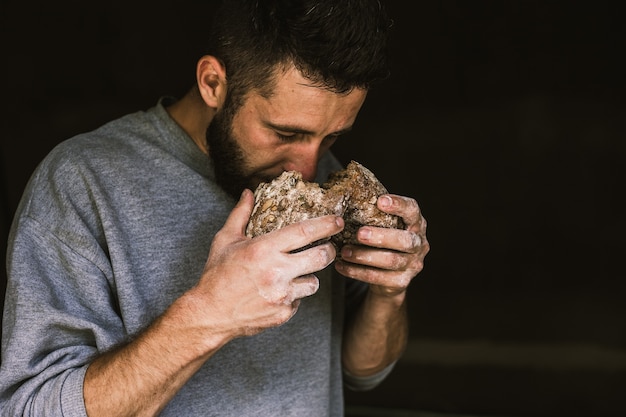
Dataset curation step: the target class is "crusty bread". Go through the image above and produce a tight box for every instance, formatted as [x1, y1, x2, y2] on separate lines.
[245, 160, 404, 251]
[323, 160, 405, 248]
[245, 170, 348, 239]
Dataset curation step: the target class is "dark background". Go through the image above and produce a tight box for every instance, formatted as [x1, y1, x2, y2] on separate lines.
[1, 1, 625, 416]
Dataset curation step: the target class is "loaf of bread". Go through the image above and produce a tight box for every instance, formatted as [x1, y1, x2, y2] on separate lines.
[245, 160, 404, 251]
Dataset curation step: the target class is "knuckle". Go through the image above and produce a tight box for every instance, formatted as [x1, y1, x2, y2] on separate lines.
[389, 252, 406, 271]
[211, 229, 229, 248]
[401, 196, 419, 216]
[319, 244, 336, 265]
[398, 274, 412, 288]
[410, 232, 422, 249]
[296, 221, 315, 239]
[402, 231, 421, 251]
[309, 244, 335, 269]
[260, 266, 282, 287]
[410, 258, 425, 275]
[246, 240, 266, 262]
[376, 250, 405, 272]
[276, 306, 296, 322]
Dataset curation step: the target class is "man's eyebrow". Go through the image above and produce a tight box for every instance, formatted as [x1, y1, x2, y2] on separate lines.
[265, 121, 353, 136]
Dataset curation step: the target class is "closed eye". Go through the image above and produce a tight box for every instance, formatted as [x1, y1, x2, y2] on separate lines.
[276, 131, 300, 142]
[277, 132, 341, 144]
[268, 122, 352, 143]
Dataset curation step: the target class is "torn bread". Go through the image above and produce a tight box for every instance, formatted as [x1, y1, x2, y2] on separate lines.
[245, 160, 404, 250]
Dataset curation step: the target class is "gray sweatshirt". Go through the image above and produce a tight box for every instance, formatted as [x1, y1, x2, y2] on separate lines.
[1, 98, 392, 416]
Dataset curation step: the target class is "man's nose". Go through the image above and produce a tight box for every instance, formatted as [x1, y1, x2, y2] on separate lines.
[284, 143, 321, 181]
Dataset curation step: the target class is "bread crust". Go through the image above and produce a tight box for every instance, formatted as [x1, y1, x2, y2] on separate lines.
[245, 161, 404, 251]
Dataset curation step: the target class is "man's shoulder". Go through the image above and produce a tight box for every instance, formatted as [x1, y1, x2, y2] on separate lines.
[42, 107, 158, 172]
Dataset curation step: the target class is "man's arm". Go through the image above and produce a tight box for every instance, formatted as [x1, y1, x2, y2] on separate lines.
[341, 287, 408, 377]
[83, 189, 344, 416]
[83, 296, 226, 417]
[336, 194, 429, 377]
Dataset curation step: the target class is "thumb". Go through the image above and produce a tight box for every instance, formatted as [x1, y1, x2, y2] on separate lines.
[223, 188, 255, 236]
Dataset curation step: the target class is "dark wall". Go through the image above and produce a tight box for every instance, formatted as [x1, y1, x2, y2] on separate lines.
[2, 1, 625, 416]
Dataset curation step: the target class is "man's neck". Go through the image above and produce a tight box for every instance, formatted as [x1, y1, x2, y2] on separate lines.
[165, 88, 215, 155]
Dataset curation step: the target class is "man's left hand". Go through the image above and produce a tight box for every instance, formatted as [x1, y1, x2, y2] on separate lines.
[334, 194, 429, 296]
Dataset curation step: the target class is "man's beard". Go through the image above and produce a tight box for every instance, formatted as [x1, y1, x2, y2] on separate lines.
[207, 106, 273, 200]
[206, 109, 249, 199]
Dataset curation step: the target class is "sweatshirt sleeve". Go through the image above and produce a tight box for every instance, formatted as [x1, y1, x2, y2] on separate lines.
[1, 167, 124, 416]
[342, 361, 397, 392]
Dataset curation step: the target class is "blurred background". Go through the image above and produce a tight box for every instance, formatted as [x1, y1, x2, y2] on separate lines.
[1, 1, 625, 416]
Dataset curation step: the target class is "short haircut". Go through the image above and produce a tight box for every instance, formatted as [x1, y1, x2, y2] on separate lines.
[205, 0, 393, 109]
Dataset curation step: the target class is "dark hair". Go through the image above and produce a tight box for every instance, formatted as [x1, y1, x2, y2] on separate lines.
[206, 0, 392, 108]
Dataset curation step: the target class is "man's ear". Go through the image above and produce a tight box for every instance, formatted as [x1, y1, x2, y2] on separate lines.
[196, 55, 227, 109]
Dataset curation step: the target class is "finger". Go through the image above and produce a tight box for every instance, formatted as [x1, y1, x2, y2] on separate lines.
[289, 241, 337, 275]
[377, 194, 422, 229]
[264, 275, 320, 305]
[271, 215, 344, 253]
[289, 274, 320, 301]
[340, 245, 408, 270]
[221, 189, 256, 236]
[335, 260, 413, 290]
[341, 237, 428, 272]
[355, 226, 423, 254]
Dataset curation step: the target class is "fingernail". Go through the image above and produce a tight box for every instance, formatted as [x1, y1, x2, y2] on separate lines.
[335, 216, 344, 228]
[359, 228, 372, 240]
[342, 247, 352, 258]
[379, 195, 392, 208]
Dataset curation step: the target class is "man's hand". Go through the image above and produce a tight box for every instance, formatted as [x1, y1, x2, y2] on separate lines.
[338, 193, 428, 377]
[84, 189, 344, 417]
[335, 194, 429, 294]
[187, 188, 345, 340]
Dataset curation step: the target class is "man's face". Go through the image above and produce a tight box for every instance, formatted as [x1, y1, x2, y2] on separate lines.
[207, 66, 367, 199]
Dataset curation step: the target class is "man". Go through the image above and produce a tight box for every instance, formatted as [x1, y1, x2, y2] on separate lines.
[1, 0, 429, 415]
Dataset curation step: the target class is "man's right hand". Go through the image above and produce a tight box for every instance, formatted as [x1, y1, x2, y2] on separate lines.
[85, 189, 343, 416]
[186, 188, 344, 340]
